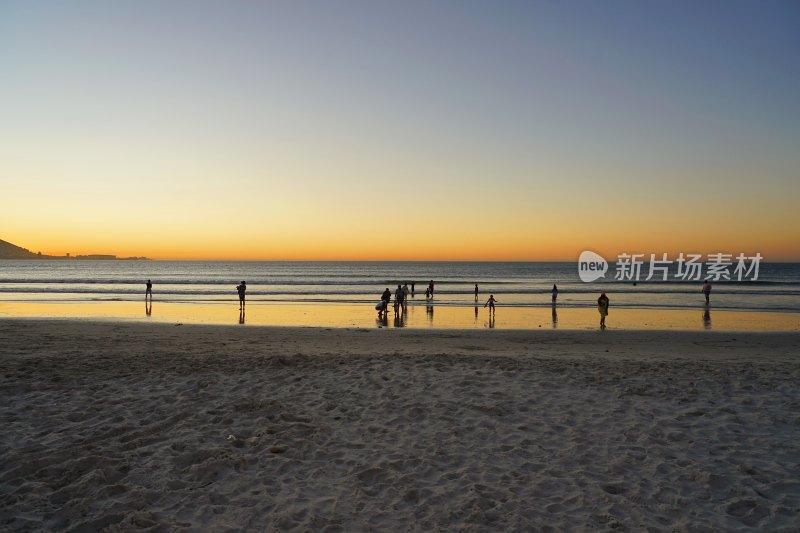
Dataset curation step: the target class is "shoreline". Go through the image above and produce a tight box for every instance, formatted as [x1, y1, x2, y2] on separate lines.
[2, 318, 800, 351]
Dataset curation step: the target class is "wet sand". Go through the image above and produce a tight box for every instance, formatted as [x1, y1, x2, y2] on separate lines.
[1, 300, 799, 331]
[1, 319, 799, 531]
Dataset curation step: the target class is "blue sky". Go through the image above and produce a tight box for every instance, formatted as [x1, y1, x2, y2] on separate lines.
[1, 1, 798, 259]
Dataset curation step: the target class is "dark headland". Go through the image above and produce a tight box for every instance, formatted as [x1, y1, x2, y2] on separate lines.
[0, 239, 148, 260]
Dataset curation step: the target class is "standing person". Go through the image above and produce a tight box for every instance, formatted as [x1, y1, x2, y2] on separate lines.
[429, 280, 435, 297]
[551, 284, 558, 303]
[377, 288, 391, 318]
[425, 287, 430, 299]
[598, 291, 609, 329]
[702, 280, 712, 304]
[381, 287, 392, 304]
[402, 283, 410, 303]
[474, 284, 479, 302]
[394, 284, 405, 313]
[236, 281, 247, 309]
[146, 279, 152, 300]
[484, 294, 497, 314]
[411, 282, 415, 295]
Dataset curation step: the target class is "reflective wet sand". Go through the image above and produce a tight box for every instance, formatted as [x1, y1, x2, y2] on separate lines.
[1, 300, 798, 331]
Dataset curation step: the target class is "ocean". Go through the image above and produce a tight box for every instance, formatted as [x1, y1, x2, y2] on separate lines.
[1, 260, 799, 312]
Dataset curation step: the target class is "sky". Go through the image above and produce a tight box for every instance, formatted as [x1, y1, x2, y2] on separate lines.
[1, 1, 798, 260]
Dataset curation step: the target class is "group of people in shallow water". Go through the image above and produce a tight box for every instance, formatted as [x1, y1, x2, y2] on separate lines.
[373, 280, 715, 329]
[141, 278, 715, 329]
[375, 280, 501, 319]
[376, 281, 554, 321]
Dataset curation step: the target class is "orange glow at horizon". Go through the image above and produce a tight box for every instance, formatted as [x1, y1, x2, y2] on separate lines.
[8, 227, 799, 262]
[5, 178, 800, 261]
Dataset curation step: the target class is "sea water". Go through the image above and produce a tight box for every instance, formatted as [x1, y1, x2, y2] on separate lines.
[1, 261, 799, 329]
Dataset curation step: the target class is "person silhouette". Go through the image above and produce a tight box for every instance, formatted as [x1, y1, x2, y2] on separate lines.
[236, 281, 247, 309]
[146, 279, 152, 300]
[598, 291, 609, 329]
[484, 294, 497, 314]
[474, 284, 479, 302]
[702, 280, 712, 304]
[551, 284, 558, 303]
[394, 284, 405, 314]
[378, 288, 391, 319]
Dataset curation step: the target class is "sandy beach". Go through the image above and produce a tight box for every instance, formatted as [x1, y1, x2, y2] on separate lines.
[1, 319, 799, 531]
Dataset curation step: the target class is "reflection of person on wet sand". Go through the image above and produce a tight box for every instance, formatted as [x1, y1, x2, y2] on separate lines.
[236, 281, 247, 309]
[145, 300, 152, 317]
[484, 294, 497, 314]
[551, 302, 557, 327]
[239, 308, 245, 324]
[598, 291, 609, 329]
[703, 307, 711, 329]
[488, 314, 495, 329]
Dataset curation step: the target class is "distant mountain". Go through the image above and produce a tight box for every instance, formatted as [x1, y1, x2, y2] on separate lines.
[0, 238, 149, 260]
[0, 239, 49, 259]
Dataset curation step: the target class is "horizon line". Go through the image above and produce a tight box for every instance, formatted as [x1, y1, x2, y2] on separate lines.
[18, 254, 800, 264]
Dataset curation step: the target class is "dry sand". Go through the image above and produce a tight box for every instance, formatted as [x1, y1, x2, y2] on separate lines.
[1, 319, 799, 531]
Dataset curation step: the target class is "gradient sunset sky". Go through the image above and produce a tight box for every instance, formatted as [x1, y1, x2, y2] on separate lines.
[1, 1, 798, 260]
